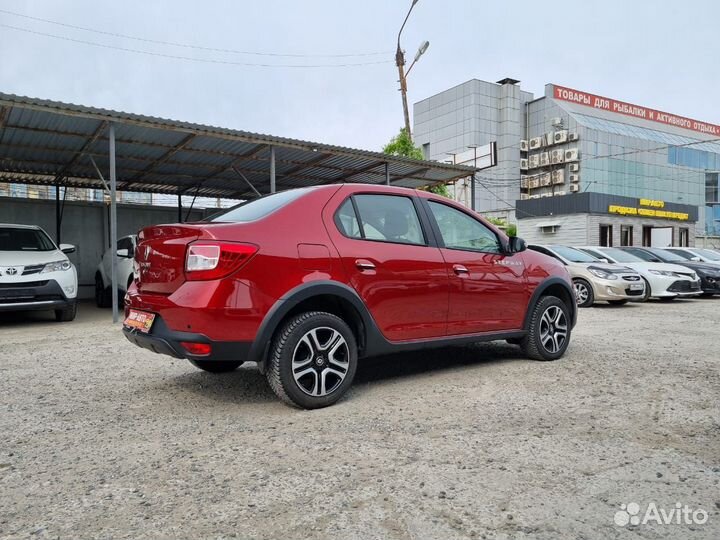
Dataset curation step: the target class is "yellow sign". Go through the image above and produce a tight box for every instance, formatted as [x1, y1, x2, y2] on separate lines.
[639, 199, 665, 208]
[608, 204, 689, 221]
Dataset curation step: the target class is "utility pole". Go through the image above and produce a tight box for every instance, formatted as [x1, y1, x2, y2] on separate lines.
[395, 0, 428, 142]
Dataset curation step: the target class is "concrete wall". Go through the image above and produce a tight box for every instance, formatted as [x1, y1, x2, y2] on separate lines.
[0, 197, 208, 298]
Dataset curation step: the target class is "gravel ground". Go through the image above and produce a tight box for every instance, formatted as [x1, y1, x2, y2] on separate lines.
[1, 298, 719, 539]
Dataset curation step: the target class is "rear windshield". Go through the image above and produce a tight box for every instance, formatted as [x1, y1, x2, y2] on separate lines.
[549, 245, 598, 263]
[206, 188, 314, 223]
[0, 227, 56, 251]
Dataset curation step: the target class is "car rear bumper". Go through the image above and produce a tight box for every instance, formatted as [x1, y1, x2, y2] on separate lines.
[122, 314, 251, 362]
[0, 279, 74, 312]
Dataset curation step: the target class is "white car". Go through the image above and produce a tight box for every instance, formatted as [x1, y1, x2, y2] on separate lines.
[95, 235, 137, 307]
[577, 246, 702, 301]
[663, 247, 720, 268]
[0, 224, 78, 321]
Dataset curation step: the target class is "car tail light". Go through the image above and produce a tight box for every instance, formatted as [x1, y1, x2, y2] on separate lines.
[185, 241, 258, 281]
[180, 341, 212, 356]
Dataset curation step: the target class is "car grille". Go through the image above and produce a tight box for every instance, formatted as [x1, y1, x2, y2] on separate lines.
[625, 288, 644, 296]
[0, 281, 49, 288]
[22, 264, 45, 276]
[668, 280, 701, 293]
[622, 275, 641, 282]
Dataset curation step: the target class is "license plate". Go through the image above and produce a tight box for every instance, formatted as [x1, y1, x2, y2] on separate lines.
[123, 309, 156, 333]
[629, 283, 644, 291]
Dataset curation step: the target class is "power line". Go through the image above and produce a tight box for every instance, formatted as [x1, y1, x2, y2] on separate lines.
[0, 8, 392, 58]
[0, 23, 393, 68]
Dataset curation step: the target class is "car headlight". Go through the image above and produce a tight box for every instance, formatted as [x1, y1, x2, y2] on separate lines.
[588, 267, 617, 280]
[648, 269, 673, 276]
[41, 260, 71, 273]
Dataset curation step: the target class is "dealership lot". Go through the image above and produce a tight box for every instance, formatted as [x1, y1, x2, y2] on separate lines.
[1, 300, 719, 539]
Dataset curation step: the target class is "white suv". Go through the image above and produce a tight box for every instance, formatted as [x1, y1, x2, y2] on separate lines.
[95, 235, 136, 307]
[0, 224, 78, 321]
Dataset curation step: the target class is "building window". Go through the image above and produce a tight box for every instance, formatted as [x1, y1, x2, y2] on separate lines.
[422, 143, 430, 160]
[620, 225, 633, 246]
[600, 224, 613, 247]
[642, 226, 653, 247]
[679, 228, 689, 247]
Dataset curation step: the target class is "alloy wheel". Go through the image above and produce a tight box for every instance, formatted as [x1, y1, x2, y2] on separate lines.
[291, 327, 350, 397]
[573, 282, 589, 305]
[539, 306, 568, 354]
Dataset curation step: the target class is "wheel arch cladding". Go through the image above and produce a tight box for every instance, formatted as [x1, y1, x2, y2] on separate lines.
[524, 277, 576, 331]
[248, 281, 373, 367]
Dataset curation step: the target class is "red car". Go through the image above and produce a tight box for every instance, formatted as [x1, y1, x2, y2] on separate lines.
[123, 184, 576, 408]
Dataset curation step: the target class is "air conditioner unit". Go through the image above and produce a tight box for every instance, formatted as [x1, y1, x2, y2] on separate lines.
[544, 132, 554, 146]
[529, 154, 540, 168]
[551, 149, 565, 164]
[553, 130, 568, 144]
[520, 193, 529, 200]
[520, 158, 529, 170]
[569, 173, 580, 183]
[552, 169, 565, 185]
[568, 132, 579, 142]
[520, 175, 529, 189]
[569, 184, 580, 193]
[520, 139, 529, 152]
[569, 163, 580, 172]
[529, 136, 543, 150]
[540, 151, 550, 167]
[554, 190, 566, 196]
[529, 178, 540, 189]
[540, 173, 552, 187]
[551, 117, 563, 127]
[565, 148, 579, 162]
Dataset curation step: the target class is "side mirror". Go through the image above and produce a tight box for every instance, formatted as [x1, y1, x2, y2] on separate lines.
[599, 258, 609, 264]
[59, 243, 76, 254]
[116, 248, 130, 258]
[507, 236, 527, 254]
[690, 256, 702, 262]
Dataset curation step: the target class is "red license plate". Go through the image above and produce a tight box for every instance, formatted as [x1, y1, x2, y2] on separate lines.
[123, 309, 156, 333]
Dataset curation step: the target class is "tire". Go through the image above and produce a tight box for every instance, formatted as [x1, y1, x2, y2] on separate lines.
[189, 359, 244, 373]
[641, 278, 651, 302]
[266, 311, 358, 409]
[608, 300, 628, 306]
[55, 302, 77, 322]
[521, 296, 571, 361]
[573, 278, 594, 308]
[700, 292, 715, 298]
[95, 273, 111, 308]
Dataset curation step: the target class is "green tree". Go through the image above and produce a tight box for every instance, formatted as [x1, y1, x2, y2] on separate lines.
[486, 217, 517, 237]
[383, 128, 450, 198]
[382, 127, 423, 160]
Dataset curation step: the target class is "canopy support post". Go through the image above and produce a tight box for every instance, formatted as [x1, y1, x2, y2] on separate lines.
[269, 145, 276, 193]
[109, 123, 119, 324]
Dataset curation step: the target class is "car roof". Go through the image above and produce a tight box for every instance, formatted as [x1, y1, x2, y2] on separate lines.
[0, 223, 40, 230]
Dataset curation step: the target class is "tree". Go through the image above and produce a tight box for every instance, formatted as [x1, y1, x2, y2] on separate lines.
[486, 217, 517, 237]
[383, 127, 423, 160]
[383, 128, 450, 198]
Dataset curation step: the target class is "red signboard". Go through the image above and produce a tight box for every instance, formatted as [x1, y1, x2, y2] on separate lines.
[552, 84, 720, 137]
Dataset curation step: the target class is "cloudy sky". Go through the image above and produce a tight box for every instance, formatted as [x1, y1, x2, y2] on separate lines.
[1, 0, 718, 151]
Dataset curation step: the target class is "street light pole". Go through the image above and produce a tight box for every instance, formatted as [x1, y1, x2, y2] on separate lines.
[395, 0, 428, 143]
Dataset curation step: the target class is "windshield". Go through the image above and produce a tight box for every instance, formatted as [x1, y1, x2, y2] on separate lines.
[649, 249, 685, 262]
[549, 245, 599, 263]
[598, 247, 643, 263]
[694, 248, 720, 261]
[206, 188, 316, 222]
[665, 249, 695, 260]
[0, 227, 57, 251]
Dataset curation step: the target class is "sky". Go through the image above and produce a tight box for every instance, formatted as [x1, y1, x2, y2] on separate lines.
[1, 0, 718, 152]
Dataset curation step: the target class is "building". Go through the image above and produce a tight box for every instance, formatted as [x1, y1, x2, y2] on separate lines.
[414, 79, 720, 247]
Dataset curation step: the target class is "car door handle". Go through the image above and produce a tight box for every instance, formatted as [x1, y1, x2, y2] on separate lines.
[355, 259, 376, 271]
[453, 264, 469, 276]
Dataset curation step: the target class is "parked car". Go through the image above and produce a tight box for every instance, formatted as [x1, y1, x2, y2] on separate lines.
[95, 235, 137, 307]
[577, 246, 701, 301]
[0, 223, 78, 321]
[528, 244, 644, 307]
[122, 184, 577, 409]
[662, 247, 720, 268]
[618, 246, 720, 297]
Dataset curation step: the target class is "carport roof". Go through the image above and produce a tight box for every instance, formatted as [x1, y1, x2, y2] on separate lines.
[0, 92, 477, 199]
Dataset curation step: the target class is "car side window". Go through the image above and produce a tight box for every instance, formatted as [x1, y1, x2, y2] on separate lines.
[335, 199, 363, 239]
[349, 195, 426, 246]
[427, 201, 500, 253]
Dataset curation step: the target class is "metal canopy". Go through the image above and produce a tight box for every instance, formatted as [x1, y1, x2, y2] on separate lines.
[0, 92, 477, 199]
